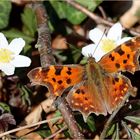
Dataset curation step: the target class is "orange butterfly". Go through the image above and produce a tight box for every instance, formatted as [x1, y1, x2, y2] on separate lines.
[28, 37, 140, 121]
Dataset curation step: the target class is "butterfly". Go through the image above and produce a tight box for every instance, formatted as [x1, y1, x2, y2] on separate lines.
[28, 37, 140, 121]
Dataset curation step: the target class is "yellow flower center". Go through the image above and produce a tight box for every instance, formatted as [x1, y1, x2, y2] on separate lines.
[0, 48, 14, 63]
[100, 39, 116, 53]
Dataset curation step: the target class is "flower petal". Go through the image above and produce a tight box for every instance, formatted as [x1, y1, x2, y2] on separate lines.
[93, 46, 106, 62]
[117, 37, 132, 46]
[82, 44, 105, 61]
[0, 63, 15, 75]
[107, 23, 122, 41]
[0, 33, 8, 48]
[8, 38, 25, 55]
[11, 55, 31, 67]
[89, 28, 106, 44]
[82, 44, 96, 57]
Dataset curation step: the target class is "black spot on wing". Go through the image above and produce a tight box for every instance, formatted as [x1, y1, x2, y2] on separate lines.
[68, 67, 72, 71]
[127, 54, 130, 59]
[115, 77, 119, 82]
[115, 63, 120, 68]
[55, 67, 63, 75]
[58, 80, 63, 84]
[109, 54, 115, 61]
[43, 67, 50, 73]
[66, 78, 71, 84]
[75, 89, 80, 94]
[52, 78, 56, 82]
[81, 89, 85, 94]
[84, 97, 88, 100]
[66, 67, 72, 75]
[67, 71, 72, 75]
[123, 60, 127, 64]
[117, 48, 125, 56]
[112, 79, 115, 85]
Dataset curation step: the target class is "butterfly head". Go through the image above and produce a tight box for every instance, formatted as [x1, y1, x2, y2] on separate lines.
[87, 56, 96, 64]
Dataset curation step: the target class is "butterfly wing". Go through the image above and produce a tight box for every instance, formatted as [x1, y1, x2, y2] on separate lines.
[99, 37, 140, 73]
[28, 65, 84, 96]
[103, 73, 137, 114]
[66, 69, 137, 122]
[66, 81, 107, 122]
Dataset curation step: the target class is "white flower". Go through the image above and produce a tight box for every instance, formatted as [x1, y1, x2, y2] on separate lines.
[0, 33, 31, 75]
[82, 23, 131, 62]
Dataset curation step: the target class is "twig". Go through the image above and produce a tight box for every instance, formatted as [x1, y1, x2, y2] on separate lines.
[56, 97, 84, 139]
[31, 1, 84, 139]
[45, 125, 67, 140]
[32, 1, 55, 67]
[100, 92, 131, 140]
[64, 0, 140, 36]
[0, 117, 62, 138]
[98, 6, 107, 20]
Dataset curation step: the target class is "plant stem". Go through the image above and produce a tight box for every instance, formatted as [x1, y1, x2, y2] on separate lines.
[45, 125, 67, 140]
[32, 1, 55, 67]
[0, 117, 62, 138]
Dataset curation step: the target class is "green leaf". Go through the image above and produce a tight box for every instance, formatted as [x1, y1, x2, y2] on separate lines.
[125, 116, 140, 125]
[80, 57, 88, 65]
[21, 7, 37, 37]
[76, 0, 102, 10]
[20, 85, 31, 107]
[0, 102, 11, 113]
[36, 124, 51, 138]
[127, 126, 140, 140]
[106, 124, 116, 137]
[0, 1, 11, 29]
[54, 110, 62, 118]
[2, 28, 35, 44]
[112, 123, 119, 140]
[87, 116, 96, 132]
[54, 50, 67, 62]
[37, 129, 51, 138]
[50, 0, 102, 24]
[130, 130, 140, 140]
[23, 44, 32, 54]
[49, 1, 66, 19]
[64, 0, 102, 24]
[69, 45, 81, 63]
[122, 120, 140, 140]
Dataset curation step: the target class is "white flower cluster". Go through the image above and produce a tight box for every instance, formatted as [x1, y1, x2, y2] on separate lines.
[82, 23, 131, 61]
[0, 33, 31, 75]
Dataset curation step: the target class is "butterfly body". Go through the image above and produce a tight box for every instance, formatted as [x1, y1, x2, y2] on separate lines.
[28, 36, 140, 121]
[67, 57, 136, 121]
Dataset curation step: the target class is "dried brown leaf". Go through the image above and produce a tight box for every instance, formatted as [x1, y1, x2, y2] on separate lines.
[41, 98, 56, 114]
[25, 105, 42, 125]
[52, 35, 68, 49]
[0, 113, 16, 133]
[22, 132, 43, 140]
[16, 127, 38, 137]
[120, 0, 140, 28]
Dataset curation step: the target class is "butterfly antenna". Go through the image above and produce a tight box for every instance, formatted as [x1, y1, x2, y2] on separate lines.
[92, 29, 107, 56]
